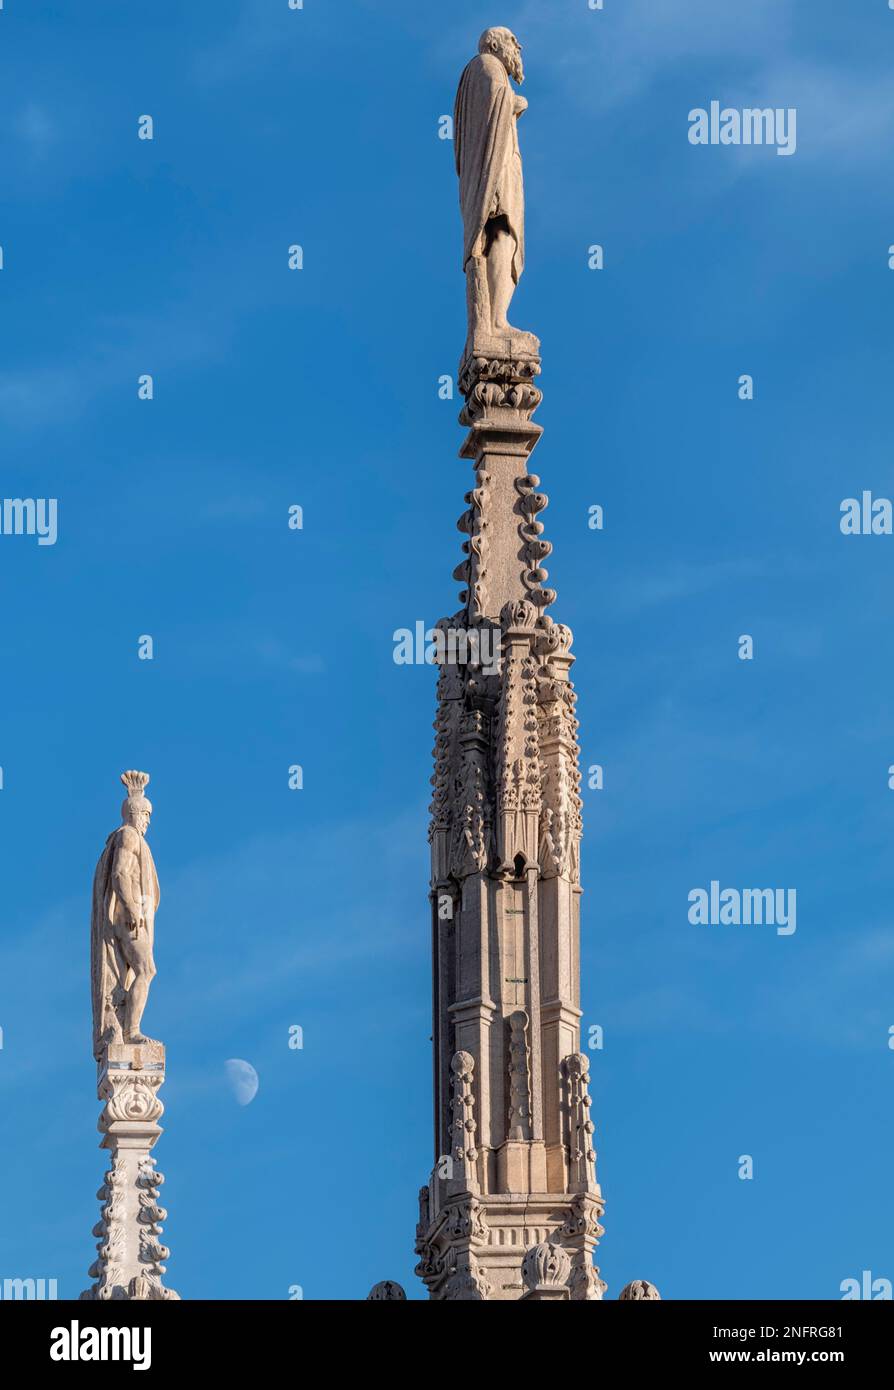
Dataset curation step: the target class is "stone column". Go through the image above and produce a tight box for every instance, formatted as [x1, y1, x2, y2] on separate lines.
[81, 1041, 178, 1300]
[416, 332, 610, 1299]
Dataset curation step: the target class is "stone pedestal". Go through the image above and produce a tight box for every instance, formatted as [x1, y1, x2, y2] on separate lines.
[80, 1041, 179, 1301]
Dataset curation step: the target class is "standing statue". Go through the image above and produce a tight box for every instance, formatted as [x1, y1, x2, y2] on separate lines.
[91, 771, 160, 1057]
[454, 27, 537, 353]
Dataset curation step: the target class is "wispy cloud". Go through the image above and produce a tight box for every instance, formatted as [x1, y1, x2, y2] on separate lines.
[0, 808, 426, 1093]
[0, 308, 228, 431]
[605, 557, 770, 617]
[15, 103, 56, 155]
[254, 637, 325, 675]
[194, 0, 297, 87]
[157, 811, 425, 1025]
[754, 924, 894, 1048]
[199, 496, 269, 523]
[518, 0, 790, 114]
[516, 0, 892, 169]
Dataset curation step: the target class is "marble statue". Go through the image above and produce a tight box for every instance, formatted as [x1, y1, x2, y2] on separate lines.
[83, 771, 177, 1301]
[91, 771, 160, 1057]
[454, 27, 537, 353]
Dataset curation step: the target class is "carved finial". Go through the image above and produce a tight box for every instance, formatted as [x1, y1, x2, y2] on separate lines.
[500, 599, 538, 633]
[367, 1281, 407, 1301]
[619, 1280, 661, 1301]
[522, 1242, 571, 1298]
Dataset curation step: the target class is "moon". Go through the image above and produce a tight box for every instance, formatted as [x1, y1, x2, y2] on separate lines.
[224, 1058, 259, 1106]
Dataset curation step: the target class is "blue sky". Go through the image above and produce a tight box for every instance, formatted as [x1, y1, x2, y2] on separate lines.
[1, 0, 893, 1300]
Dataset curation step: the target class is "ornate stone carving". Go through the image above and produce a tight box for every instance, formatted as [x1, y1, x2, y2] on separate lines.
[622, 1278, 664, 1301]
[444, 1250, 493, 1302]
[459, 377, 542, 426]
[489, 623, 542, 873]
[564, 1053, 598, 1192]
[450, 1051, 479, 1190]
[456, 469, 492, 617]
[414, 1235, 449, 1293]
[367, 1281, 407, 1301]
[415, 1183, 492, 1300]
[85, 1155, 128, 1296]
[500, 598, 538, 633]
[619, 1280, 662, 1301]
[539, 764, 576, 881]
[429, 663, 464, 863]
[82, 1146, 178, 1301]
[416, 1185, 430, 1237]
[136, 1159, 172, 1287]
[443, 1195, 489, 1245]
[533, 615, 572, 657]
[450, 708, 491, 878]
[507, 1010, 532, 1140]
[537, 641, 583, 883]
[99, 1075, 164, 1128]
[561, 1192, 605, 1242]
[516, 474, 556, 610]
[570, 1260, 607, 1301]
[522, 1241, 571, 1296]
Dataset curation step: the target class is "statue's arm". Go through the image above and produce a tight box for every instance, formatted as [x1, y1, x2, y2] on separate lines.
[111, 827, 143, 928]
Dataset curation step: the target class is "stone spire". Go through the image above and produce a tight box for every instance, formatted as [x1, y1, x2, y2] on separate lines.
[414, 30, 603, 1302]
[81, 772, 179, 1301]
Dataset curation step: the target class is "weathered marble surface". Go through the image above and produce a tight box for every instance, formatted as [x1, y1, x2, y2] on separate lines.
[455, 28, 537, 357]
[82, 775, 177, 1301]
[91, 771, 160, 1057]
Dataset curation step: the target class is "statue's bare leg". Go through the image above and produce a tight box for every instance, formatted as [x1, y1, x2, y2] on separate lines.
[109, 935, 129, 1040]
[465, 257, 490, 348]
[486, 225, 519, 334]
[117, 926, 157, 1043]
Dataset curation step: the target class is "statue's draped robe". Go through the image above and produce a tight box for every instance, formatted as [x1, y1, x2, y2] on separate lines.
[91, 827, 160, 1058]
[454, 52, 525, 284]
